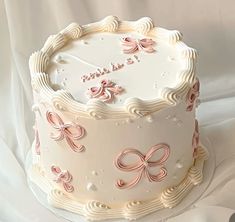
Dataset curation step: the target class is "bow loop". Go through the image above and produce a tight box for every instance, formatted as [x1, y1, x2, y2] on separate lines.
[186, 78, 200, 111]
[115, 148, 145, 172]
[47, 111, 64, 128]
[145, 144, 171, 167]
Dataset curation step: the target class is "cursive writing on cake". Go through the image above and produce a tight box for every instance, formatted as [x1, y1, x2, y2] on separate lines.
[80, 55, 140, 83]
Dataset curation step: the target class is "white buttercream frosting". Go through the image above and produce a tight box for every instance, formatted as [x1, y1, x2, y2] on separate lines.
[29, 16, 197, 119]
[101, 15, 119, 32]
[28, 145, 207, 220]
[135, 17, 154, 34]
[60, 22, 83, 39]
[29, 51, 49, 74]
[28, 16, 206, 221]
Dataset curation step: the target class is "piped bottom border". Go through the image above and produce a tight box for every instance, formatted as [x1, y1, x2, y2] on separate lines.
[27, 145, 208, 221]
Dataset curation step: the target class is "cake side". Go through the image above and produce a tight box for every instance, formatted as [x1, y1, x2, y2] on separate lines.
[33, 100, 196, 204]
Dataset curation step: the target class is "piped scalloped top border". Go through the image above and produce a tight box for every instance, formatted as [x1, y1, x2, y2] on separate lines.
[29, 16, 198, 120]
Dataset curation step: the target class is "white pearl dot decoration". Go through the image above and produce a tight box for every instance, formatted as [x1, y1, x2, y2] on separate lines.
[146, 115, 153, 123]
[61, 81, 66, 87]
[176, 160, 183, 169]
[81, 40, 88, 44]
[92, 171, 98, 176]
[87, 182, 97, 191]
[126, 118, 132, 124]
[172, 116, 178, 122]
[55, 55, 64, 63]
[168, 56, 175, 61]
[32, 104, 40, 113]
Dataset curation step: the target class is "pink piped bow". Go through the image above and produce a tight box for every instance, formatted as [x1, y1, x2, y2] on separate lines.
[87, 79, 124, 103]
[51, 165, 74, 193]
[46, 111, 86, 152]
[186, 78, 200, 111]
[192, 120, 199, 158]
[121, 37, 156, 54]
[115, 143, 170, 189]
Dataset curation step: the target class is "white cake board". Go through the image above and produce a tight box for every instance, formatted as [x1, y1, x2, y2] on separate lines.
[26, 131, 215, 222]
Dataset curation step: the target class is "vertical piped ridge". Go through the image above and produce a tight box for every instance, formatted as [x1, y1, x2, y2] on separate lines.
[60, 22, 83, 39]
[29, 51, 49, 74]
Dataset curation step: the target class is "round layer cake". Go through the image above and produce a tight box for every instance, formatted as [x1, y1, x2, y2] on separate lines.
[28, 16, 208, 221]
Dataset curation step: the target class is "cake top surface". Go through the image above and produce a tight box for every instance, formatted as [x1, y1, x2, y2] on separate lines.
[29, 16, 197, 119]
[48, 31, 181, 106]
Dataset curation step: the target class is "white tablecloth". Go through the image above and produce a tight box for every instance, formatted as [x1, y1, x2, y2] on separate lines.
[0, 0, 235, 221]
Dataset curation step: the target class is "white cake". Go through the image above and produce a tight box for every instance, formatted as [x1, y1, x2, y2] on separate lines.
[28, 16, 208, 221]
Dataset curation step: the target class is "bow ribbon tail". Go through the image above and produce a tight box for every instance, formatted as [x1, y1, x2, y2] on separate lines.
[145, 167, 167, 182]
[63, 182, 74, 193]
[88, 86, 104, 98]
[108, 86, 123, 95]
[64, 125, 86, 140]
[141, 46, 155, 53]
[186, 104, 194, 112]
[116, 168, 144, 189]
[65, 136, 85, 152]
[59, 171, 72, 183]
[50, 131, 64, 141]
[193, 79, 200, 92]
[123, 44, 139, 54]
[100, 89, 113, 103]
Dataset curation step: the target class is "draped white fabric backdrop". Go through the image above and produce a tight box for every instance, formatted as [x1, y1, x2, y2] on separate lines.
[1, 0, 235, 221]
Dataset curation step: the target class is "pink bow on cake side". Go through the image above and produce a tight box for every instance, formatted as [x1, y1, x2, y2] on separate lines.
[87, 79, 124, 103]
[121, 37, 156, 54]
[114, 143, 170, 189]
[46, 111, 86, 152]
[192, 119, 199, 158]
[186, 78, 200, 111]
[51, 165, 74, 193]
